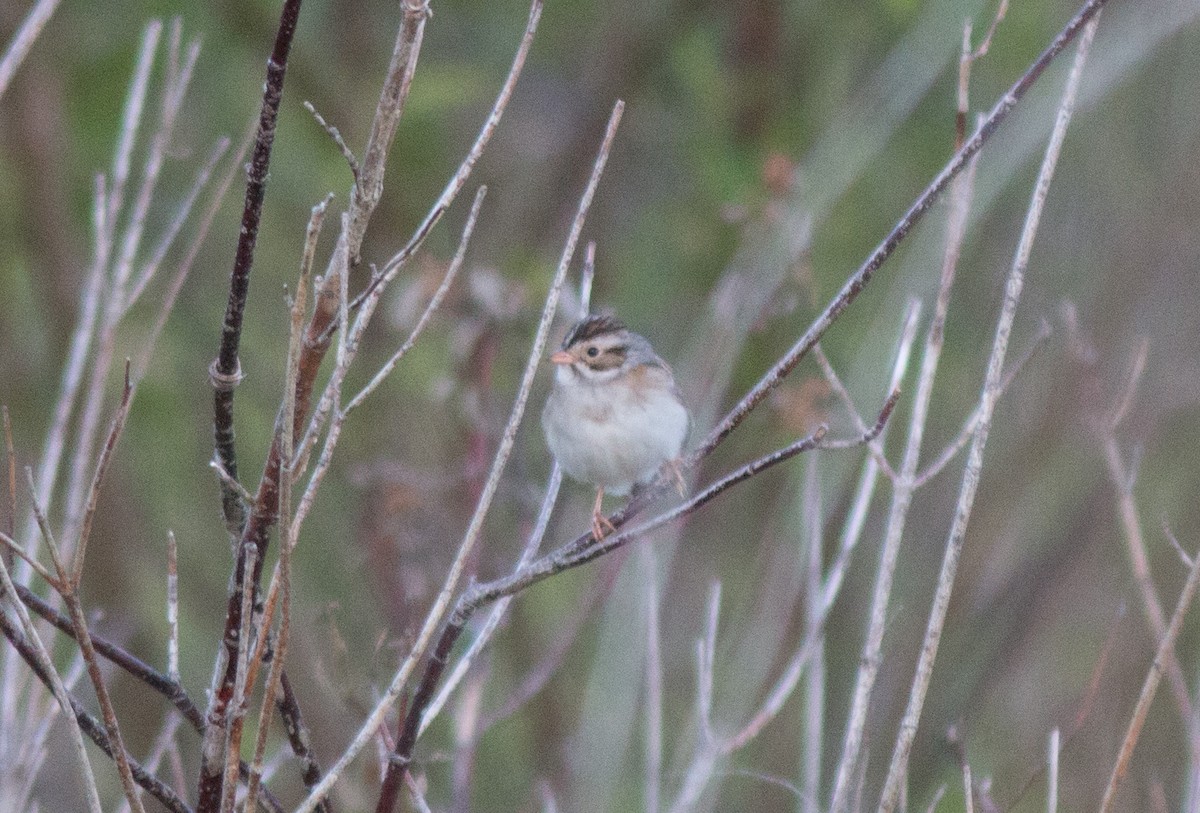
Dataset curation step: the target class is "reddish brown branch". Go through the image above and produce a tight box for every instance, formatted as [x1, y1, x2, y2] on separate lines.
[210, 0, 303, 538]
[201, 1, 304, 808]
[0, 611, 193, 813]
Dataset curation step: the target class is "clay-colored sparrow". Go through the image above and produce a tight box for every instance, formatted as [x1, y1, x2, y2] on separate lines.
[542, 314, 690, 539]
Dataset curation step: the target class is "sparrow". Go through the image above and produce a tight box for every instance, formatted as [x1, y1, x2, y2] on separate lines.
[542, 314, 690, 540]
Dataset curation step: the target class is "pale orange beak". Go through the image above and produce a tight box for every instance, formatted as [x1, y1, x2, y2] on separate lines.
[550, 350, 573, 365]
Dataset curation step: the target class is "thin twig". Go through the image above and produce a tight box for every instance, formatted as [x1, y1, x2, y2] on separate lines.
[0, 618, 195, 812]
[667, 584, 723, 813]
[419, 464, 562, 736]
[876, 16, 1100, 811]
[1100, 353, 1195, 729]
[167, 531, 180, 683]
[1099, 537, 1200, 812]
[209, 457, 254, 505]
[913, 322, 1049, 488]
[1107, 338, 1148, 432]
[125, 135, 232, 315]
[427, 243, 599, 739]
[73, 361, 134, 586]
[1163, 523, 1194, 570]
[1046, 728, 1059, 813]
[209, 0, 302, 541]
[956, 0, 1010, 146]
[0, 551, 102, 812]
[276, 193, 334, 479]
[244, 231, 309, 813]
[136, 129, 252, 384]
[0, 530, 57, 587]
[801, 453, 825, 813]
[830, 150, 978, 813]
[3, 405, 15, 547]
[643, 543, 664, 813]
[304, 100, 360, 179]
[346, 0, 430, 258]
[812, 344, 900, 481]
[345, 184, 487, 414]
[375, 99, 625, 813]
[65, 23, 190, 552]
[25, 465, 145, 812]
[0, 0, 62, 101]
[345, 0, 544, 319]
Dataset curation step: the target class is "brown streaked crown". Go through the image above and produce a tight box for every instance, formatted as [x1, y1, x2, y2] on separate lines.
[561, 314, 626, 350]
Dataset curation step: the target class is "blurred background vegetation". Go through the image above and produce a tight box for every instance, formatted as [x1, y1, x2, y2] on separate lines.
[3, 0, 1200, 810]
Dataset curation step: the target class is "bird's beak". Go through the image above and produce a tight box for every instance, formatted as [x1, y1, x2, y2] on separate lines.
[549, 350, 573, 365]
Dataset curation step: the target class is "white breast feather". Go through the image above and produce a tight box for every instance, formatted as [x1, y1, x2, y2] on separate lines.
[543, 371, 688, 495]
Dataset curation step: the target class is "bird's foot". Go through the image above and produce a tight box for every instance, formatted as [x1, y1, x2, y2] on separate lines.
[591, 510, 617, 541]
[666, 458, 687, 498]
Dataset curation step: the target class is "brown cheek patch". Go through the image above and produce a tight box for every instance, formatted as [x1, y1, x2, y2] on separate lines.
[591, 349, 625, 372]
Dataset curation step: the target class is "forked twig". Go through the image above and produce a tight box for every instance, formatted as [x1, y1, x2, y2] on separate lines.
[876, 15, 1101, 810]
[373, 99, 626, 813]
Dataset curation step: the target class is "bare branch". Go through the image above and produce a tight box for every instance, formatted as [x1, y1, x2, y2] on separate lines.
[913, 322, 1049, 488]
[209, 0, 302, 542]
[4, 497, 101, 813]
[0, 611, 176, 812]
[0, 530, 57, 588]
[73, 361, 133, 587]
[877, 15, 1101, 810]
[347, 0, 543, 317]
[346, 0, 430, 258]
[1100, 537, 1200, 812]
[167, 531, 180, 683]
[1046, 728, 1060, 813]
[0, 0, 62, 101]
[304, 100, 359, 179]
[687, 0, 1108, 473]
[375, 98, 625, 813]
[344, 184, 488, 414]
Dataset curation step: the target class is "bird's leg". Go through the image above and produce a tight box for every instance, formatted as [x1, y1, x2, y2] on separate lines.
[666, 458, 687, 498]
[591, 487, 616, 540]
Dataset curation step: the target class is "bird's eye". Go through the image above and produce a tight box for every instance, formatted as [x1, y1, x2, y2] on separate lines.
[586, 346, 599, 358]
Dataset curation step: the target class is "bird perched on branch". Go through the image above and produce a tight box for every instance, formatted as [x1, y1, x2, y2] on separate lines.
[542, 314, 690, 540]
